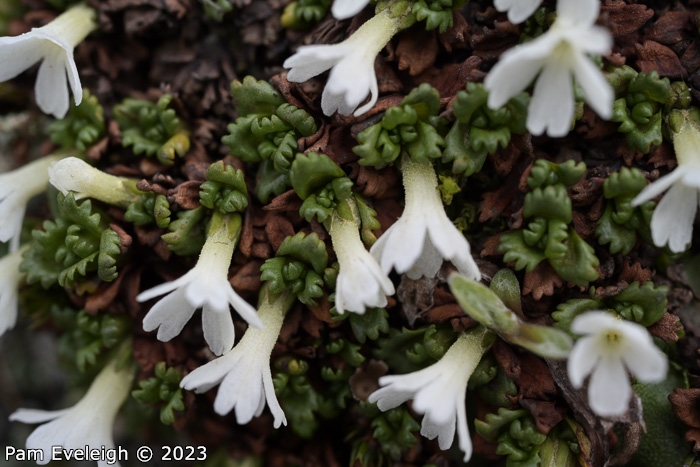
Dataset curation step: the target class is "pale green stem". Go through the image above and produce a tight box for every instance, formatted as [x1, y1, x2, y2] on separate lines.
[328, 198, 363, 270]
[670, 109, 700, 166]
[343, 7, 407, 57]
[399, 155, 443, 214]
[197, 212, 242, 277]
[442, 327, 494, 376]
[41, 3, 97, 47]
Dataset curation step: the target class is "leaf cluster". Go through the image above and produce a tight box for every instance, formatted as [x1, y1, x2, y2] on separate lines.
[199, 161, 249, 214]
[444, 82, 529, 176]
[161, 206, 206, 256]
[260, 232, 329, 306]
[273, 358, 337, 438]
[609, 66, 671, 154]
[289, 152, 353, 223]
[552, 280, 668, 331]
[374, 324, 457, 374]
[354, 84, 444, 168]
[475, 408, 547, 467]
[498, 160, 599, 286]
[132, 361, 185, 425]
[281, 0, 331, 29]
[125, 193, 171, 228]
[21, 193, 123, 288]
[49, 88, 105, 151]
[411, 0, 465, 33]
[349, 401, 421, 467]
[595, 167, 654, 255]
[333, 307, 390, 344]
[114, 94, 190, 165]
[222, 77, 317, 202]
[56, 309, 130, 373]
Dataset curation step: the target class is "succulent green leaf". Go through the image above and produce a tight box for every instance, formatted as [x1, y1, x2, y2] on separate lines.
[552, 298, 602, 332]
[412, 0, 454, 33]
[161, 206, 206, 256]
[230, 76, 286, 117]
[400, 83, 441, 119]
[132, 362, 185, 425]
[49, 88, 105, 151]
[346, 308, 390, 343]
[289, 152, 346, 200]
[612, 281, 668, 326]
[98, 228, 121, 282]
[199, 161, 249, 214]
[499, 231, 546, 272]
[443, 121, 488, 176]
[549, 229, 599, 286]
[114, 94, 189, 165]
[405, 120, 445, 164]
[354, 123, 402, 169]
[326, 338, 366, 367]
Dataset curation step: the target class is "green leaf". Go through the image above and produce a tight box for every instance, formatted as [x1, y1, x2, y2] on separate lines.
[230, 76, 286, 117]
[326, 338, 366, 367]
[412, 0, 453, 33]
[612, 281, 668, 326]
[405, 120, 445, 163]
[595, 204, 637, 255]
[49, 88, 105, 151]
[199, 161, 249, 214]
[261, 232, 329, 305]
[549, 229, 599, 286]
[132, 362, 185, 425]
[354, 123, 402, 169]
[161, 206, 206, 256]
[254, 159, 291, 204]
[347, 308, 390, 343]
[114, 94, 189, 165]
[499, 231, 546, 272]
[443, 121, 488, 176]
[289, 152, 346, 200]
[523, 185, 572, 222]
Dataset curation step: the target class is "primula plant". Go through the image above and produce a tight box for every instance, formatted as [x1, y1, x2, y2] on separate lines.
[4, 0, 700, 466]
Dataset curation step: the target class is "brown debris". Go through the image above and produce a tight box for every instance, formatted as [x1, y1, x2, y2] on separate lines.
[669, 388, 700, 450]
[635, 40, 687, 78]
[522, 262, 563, 300]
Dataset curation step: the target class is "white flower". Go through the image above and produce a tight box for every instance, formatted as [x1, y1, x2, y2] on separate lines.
[484, 0, 613, 137]
[370, 157, 480, 280]
[0, 155, 60, 251]
[0, 4, 96, 119]
[332, 0, 370, 19]
[567, 311, 667, 417]
[369, 329, 491, 462]
[0, 245, 27, 336]
[180, 291, 288, 428]
[494, 0, 542, 24]
[284, 7, 402, 117]
[9, 357, 134, 467]
[329, 202, 394, 314]
[137, 215, 261, 356]
[632, 109, 700, 252]
[49, 157, 141, 208]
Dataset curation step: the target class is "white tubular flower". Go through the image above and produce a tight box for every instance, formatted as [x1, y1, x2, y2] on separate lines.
[0, 245, 28, 336]
[332, 0, 370, 19]
[0, 4, 96, 119]
[329, 201, 394, 314]
[494, 0, 542, 24]
[180, 290, 290, 428]
[48, 156, 142, 208]
[484, 0, 613, 137]
[567, 311, 667, 417]
[9, 357, 134, 467]
[369, 328, 492, 462]
[370, 157, 480, 280]
[0, 155, 61, 251]
[632, 109, 700, 253]
[284, 7, 402, 117]
[137, 214, 261, 356]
